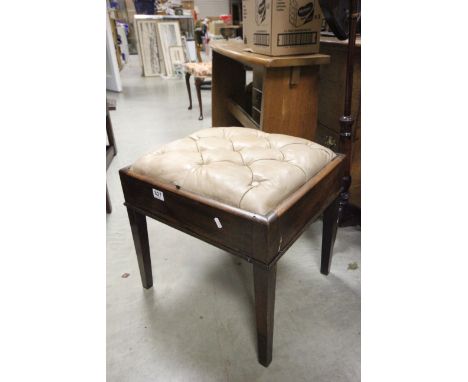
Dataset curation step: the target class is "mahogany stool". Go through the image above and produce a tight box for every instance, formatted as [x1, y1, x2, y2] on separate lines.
[120, 127, 345, 367]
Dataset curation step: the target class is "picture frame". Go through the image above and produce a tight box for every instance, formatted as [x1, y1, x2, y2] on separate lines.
[135, 19, 163, 76]
[156, 21, 184, 77]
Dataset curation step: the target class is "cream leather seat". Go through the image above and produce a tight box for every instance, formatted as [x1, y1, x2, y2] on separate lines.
[130, 128, 336, 215]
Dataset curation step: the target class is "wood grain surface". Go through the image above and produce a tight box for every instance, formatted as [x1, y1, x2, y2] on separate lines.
[210, 40, 330, 68]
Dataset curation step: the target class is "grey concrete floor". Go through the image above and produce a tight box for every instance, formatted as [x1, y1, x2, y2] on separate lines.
[107, 56, 361, 382]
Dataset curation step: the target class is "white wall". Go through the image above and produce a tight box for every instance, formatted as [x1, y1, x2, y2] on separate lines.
[195, 0, 229, 18]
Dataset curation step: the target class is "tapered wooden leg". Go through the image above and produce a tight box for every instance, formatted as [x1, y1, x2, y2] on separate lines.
[195, 77, 204, 120]
[126, 207, 153, 289]
[185, 72, 192, 110]
[106, 184, 112, 214]
[253, 264, 277, 367]
[321, 197, 340, 275]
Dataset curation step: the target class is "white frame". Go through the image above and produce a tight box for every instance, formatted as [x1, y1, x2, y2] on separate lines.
[135, 19, 163, 77]
[156, 21, 183, 77]
[106, 12, 122, 91]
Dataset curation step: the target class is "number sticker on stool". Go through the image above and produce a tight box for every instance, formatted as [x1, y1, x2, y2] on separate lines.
[214, 217, 222, 229]
[152, 188, 164, 201]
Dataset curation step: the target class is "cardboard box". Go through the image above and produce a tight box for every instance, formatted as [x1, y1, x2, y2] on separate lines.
[242, 0, 321, 56]
[181, 0, 194, 10]
[211, 20, 227, 35]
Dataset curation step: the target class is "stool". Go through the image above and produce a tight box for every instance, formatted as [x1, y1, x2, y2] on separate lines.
[184, 62, 212, 120]
[120, 127, 345, 367]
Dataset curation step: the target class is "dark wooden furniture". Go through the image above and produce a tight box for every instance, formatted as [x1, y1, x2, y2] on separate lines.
[106, 99, 117, 213]
[316, 35, 361, 212]
[120, 153, 345, 367]
[185, 29, 212, 120]
[229, 0, 243, 26]
[185, 72, 211, 121]
[210, 40, 330, 141]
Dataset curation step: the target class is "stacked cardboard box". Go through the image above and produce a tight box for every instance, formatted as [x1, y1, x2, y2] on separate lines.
[182, 0, 194, 10]
[125, 0, 136, 19]
[242, 0, 322, 56]
[210, 20, 227, 35]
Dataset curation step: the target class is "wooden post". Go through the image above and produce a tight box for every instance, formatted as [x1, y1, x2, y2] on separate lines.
[338, 0, 359, 218]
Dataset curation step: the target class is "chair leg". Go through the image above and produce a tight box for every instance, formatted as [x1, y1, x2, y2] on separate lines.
[126, 207, 153, 289]
[185, 72, 192, 110]
[321, 197, 340, 275]
[195, 77, 204, 120]
[253, 263, 277, 367]
[106, 112, 117, 155]
[106, 184, 112, 214]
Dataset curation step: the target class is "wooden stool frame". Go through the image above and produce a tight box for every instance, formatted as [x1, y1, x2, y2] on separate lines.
[120, 154, 345, 367]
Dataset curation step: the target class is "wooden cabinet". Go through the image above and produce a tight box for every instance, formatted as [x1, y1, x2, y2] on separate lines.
[316, 36, 361, 207]
[210, 39, 360, 209]
[210, 40, 330, 141]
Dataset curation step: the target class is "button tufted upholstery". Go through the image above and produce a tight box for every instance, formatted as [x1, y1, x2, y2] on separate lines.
[130, 128, 336, 215]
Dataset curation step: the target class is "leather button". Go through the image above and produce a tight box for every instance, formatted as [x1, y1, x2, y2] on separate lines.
[251, 181, 259, 187]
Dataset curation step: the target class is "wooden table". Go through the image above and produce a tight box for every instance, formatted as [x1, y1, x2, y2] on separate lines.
[210, 40, 330, 141]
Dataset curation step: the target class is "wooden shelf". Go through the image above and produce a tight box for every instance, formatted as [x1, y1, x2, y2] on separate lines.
[226, 98, 259, 130]
[320, 35, 361, 48]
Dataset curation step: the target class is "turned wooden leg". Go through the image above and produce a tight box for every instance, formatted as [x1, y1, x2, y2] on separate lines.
[126, 207, 153, 289]
[185, 72, 192, 110]
[253, 264, 277, 367]
[195, 77, 204, 120]
[106, 184, 112, 214]
[321, 197, 340, 275]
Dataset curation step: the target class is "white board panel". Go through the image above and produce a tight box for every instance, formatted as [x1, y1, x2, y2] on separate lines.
[157, 21, 184, 77]
[195, 0, 229, 18]
[106, 13, 122, 92]
[135, 19, 164, 76]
